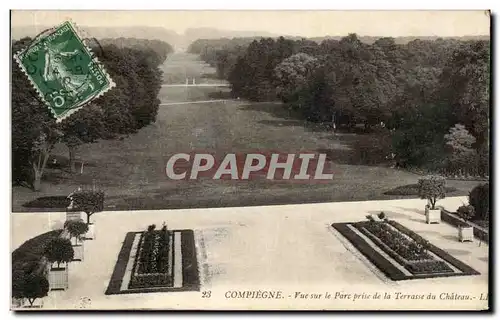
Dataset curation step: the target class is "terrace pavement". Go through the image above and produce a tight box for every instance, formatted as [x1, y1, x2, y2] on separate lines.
[11, 196, 488, 310]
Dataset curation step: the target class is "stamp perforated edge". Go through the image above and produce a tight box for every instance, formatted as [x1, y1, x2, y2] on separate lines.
[13, 19, 116, 123]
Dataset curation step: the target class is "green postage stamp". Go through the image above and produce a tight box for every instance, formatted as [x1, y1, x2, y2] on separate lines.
[14, 21, 115, 122]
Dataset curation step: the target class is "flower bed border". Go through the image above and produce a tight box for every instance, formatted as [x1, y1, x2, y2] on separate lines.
[388, 220, 481, 275]
[332, 221, 480, 281]
[105, 229, 199, 295]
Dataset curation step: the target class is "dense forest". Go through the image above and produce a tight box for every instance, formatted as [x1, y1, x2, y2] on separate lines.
[188, 34, 490, 177]
[12, 37, 174, 190]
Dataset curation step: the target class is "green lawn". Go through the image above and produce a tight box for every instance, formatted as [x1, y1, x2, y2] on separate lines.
[157, 86, 231, 103]
[160, 52, 222, 84]
[11, 53, 483, 212]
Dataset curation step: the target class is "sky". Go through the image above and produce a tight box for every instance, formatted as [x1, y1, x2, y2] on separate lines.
[11, 10, 490, 37]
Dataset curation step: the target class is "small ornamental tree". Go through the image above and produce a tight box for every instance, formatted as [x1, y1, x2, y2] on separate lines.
[44, 238, 74, 268]
[64, 219, 89, 245]
[418, 175, 446, 210]
[457, 205, 475, 227]
[72, 190, 104, 224]
[21, 273, 49, 307]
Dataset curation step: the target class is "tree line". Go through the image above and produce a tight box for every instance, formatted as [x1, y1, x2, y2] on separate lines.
[189, 34, 490, 176]
[12, 37, 174, 191]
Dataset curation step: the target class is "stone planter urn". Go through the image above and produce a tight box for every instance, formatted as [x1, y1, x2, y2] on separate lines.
[456, 205, 475, 243]
[66, 210, 82, 221]
[72, 243, 84, 261]
[426, 208, 441, 224]
[48, 264, 69, 291]
[459, 225, 474, 242]
[85, 223, 96, 240]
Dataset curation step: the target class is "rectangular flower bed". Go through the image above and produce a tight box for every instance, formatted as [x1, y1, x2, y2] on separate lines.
[105, 229, 199, 295]
[128, 228, 173, 289]
[354, 221, 454, 275]
[332, 219, 480, 281]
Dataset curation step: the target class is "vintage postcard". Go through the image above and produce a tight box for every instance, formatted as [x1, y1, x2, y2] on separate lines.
[10, 10, 490, 311]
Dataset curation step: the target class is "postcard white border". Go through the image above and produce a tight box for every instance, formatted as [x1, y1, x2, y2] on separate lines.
[3, 1, 498, 319]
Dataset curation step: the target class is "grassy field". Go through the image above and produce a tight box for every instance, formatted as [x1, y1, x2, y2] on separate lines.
[160, 52, 227, 85]
[157, 86, 231, 103]
[12, 53, 482, 212]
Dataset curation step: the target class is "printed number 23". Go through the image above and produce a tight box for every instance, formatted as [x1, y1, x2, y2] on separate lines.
[201, 291, 211, 298]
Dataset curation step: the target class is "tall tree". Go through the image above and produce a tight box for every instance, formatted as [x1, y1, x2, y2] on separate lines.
[438, 40, 490, 148]
[274, 53, 318, 103]
[12, 38, 60, 190]
[59, 104, 105, 172]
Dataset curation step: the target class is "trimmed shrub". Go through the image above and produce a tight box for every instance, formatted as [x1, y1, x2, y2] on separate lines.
[457, 205, 475, 225]
[43, 238, 74, 268]
[18, 273, 49, 307]
[12, 268, 27, 300]
[418, 175, 446, 209]
[13, 233, 55, 301]
[12, 230, 63, 275]
[72, 190, 104, 224]
[469, 183, 489, 221]
[64, 219, 89, 245]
